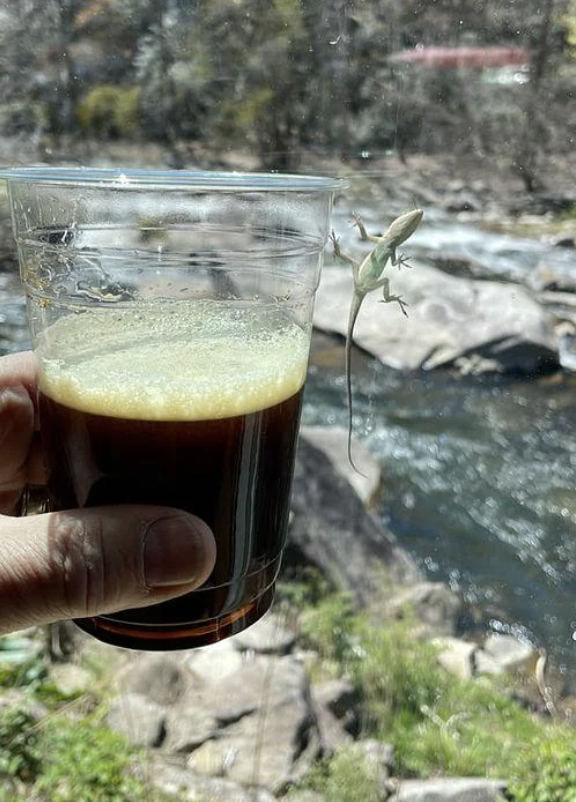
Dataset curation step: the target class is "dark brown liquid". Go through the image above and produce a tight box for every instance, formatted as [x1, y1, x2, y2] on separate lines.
[39, 389, 303, 650]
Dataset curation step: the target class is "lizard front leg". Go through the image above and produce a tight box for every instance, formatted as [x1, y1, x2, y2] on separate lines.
[390, 247, 413, 271]
[351, 213, 380, 244]
[330, 230, 360, 271]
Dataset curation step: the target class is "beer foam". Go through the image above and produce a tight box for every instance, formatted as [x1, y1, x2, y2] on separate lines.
[38, 300, 310, 420]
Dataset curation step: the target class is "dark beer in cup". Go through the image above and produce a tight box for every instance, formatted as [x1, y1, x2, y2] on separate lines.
[37, 300, 309, 649]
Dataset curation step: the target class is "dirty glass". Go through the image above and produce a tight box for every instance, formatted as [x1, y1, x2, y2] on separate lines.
[1, 1, 576, 800]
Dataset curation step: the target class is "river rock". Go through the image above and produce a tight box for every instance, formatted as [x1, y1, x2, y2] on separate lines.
[527, 262, 576, 294]
[313, 703, 352, 753]
[300, 425, 382, 507]
[232, 613, 296, 655]
[120, 654, 187, 705]
[311, 679, 358, 751]
[311, 679, 356, 720]
[106, 692, 166, 748]
[474, 633, 538, 676]
[147, 759, 277, 802]
[48, 663, 94, 696]
[186, 656, 320, 793]
[184, 639, 244, 684]
[354, 738, 395, 779]
[164, 707, 219, 754]
[389, 777, 506, 801]
[314, 264, 558, 374]
[289, 436, 420, 608]
[385, 581, 464, 638]
[432, 637, 477, 680]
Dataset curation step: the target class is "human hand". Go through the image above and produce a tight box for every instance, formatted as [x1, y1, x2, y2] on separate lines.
[0, 351, 216, 636]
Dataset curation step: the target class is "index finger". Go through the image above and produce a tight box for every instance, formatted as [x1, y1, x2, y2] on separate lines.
[0, 351, 39, 398]
[0, 351, 45, 508]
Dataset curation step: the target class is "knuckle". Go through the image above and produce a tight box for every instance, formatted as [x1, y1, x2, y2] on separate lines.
[49, 514, 107, 617]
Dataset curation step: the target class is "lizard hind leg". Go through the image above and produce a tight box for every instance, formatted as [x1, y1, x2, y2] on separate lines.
[379, 277, 409, 316]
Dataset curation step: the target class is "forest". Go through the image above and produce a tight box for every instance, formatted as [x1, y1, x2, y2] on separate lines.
[1, 0, 576, 188]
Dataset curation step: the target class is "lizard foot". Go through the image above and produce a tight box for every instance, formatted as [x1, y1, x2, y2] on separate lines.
[380, 294, 409, 316]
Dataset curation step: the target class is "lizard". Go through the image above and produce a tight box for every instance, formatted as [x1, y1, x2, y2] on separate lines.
[330, 207, 423, 473]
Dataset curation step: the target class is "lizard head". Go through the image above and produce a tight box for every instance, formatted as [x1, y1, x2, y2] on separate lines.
[385, 208, 423, 247]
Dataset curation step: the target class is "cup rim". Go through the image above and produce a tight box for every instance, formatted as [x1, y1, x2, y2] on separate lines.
[0, 166, 347, 192]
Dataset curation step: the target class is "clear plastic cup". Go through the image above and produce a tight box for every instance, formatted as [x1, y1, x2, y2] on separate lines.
[1, 167, 342, 650]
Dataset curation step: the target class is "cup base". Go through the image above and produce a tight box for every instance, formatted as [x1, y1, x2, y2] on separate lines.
[73, 586, 275, 651]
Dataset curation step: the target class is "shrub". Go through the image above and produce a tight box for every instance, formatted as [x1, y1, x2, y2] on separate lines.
[77, 85, 141, 139]
[0, 709, 43, 787]
[508, 737, 576, 802]
[292, 592, 576, 783]
[292, 745, 381, 802]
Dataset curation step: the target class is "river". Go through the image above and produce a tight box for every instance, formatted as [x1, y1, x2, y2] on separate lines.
[2, 204, 576, 673]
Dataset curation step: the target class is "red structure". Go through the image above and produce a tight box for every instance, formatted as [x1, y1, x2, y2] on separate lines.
[388, 46, 531, 70]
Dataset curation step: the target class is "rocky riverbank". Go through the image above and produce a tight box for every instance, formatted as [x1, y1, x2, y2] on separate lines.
[1, 426, 568, 802]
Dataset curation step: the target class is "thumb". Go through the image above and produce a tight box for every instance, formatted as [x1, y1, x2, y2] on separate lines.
[0, 506, 216, 634]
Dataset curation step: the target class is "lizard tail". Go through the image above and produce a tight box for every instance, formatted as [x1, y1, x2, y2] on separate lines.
[346, 292, 368, 477]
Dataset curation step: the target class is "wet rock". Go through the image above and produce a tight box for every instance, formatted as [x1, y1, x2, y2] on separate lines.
[232, 613, 296, 655]
[475, 633, 538, 676]
[432, 637, 477, 680]
[314, 264, 559, 374]
[289, 437, 420, 608]
[527, 262, 576, 294]
[511, 192, 576, 216]
[106, 692, 166, 748]
[552, 235, 576, 249]
[423, 252, 492, 281]
[442, 192, 483, 213]
[120, 654, 187, 705]
[389, 777, 506, 801]
[148, 759, 277, 802]
[300, 425, 382, 507]
[386, 582, 464, 638]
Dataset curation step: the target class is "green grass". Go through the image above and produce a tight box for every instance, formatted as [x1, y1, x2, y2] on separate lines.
[0, 634, 174, 802]
[290, 588, 576, 798]
[288, 745, 383, 802]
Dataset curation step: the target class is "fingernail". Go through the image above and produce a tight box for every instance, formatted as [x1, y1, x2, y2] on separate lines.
[142, 515, 212, 588]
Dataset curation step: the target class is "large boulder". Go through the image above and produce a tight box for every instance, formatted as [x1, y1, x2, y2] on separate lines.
[288, 436, 420, 607]
[385, 581, 465, 638]
[314, 264, 558, 374]
[186, 656, 320, 793]
[389, 777, 506, 801]
[144, 759, 277, 802]
[299, 425, 382, 507]
[106, 692, 166, 748]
